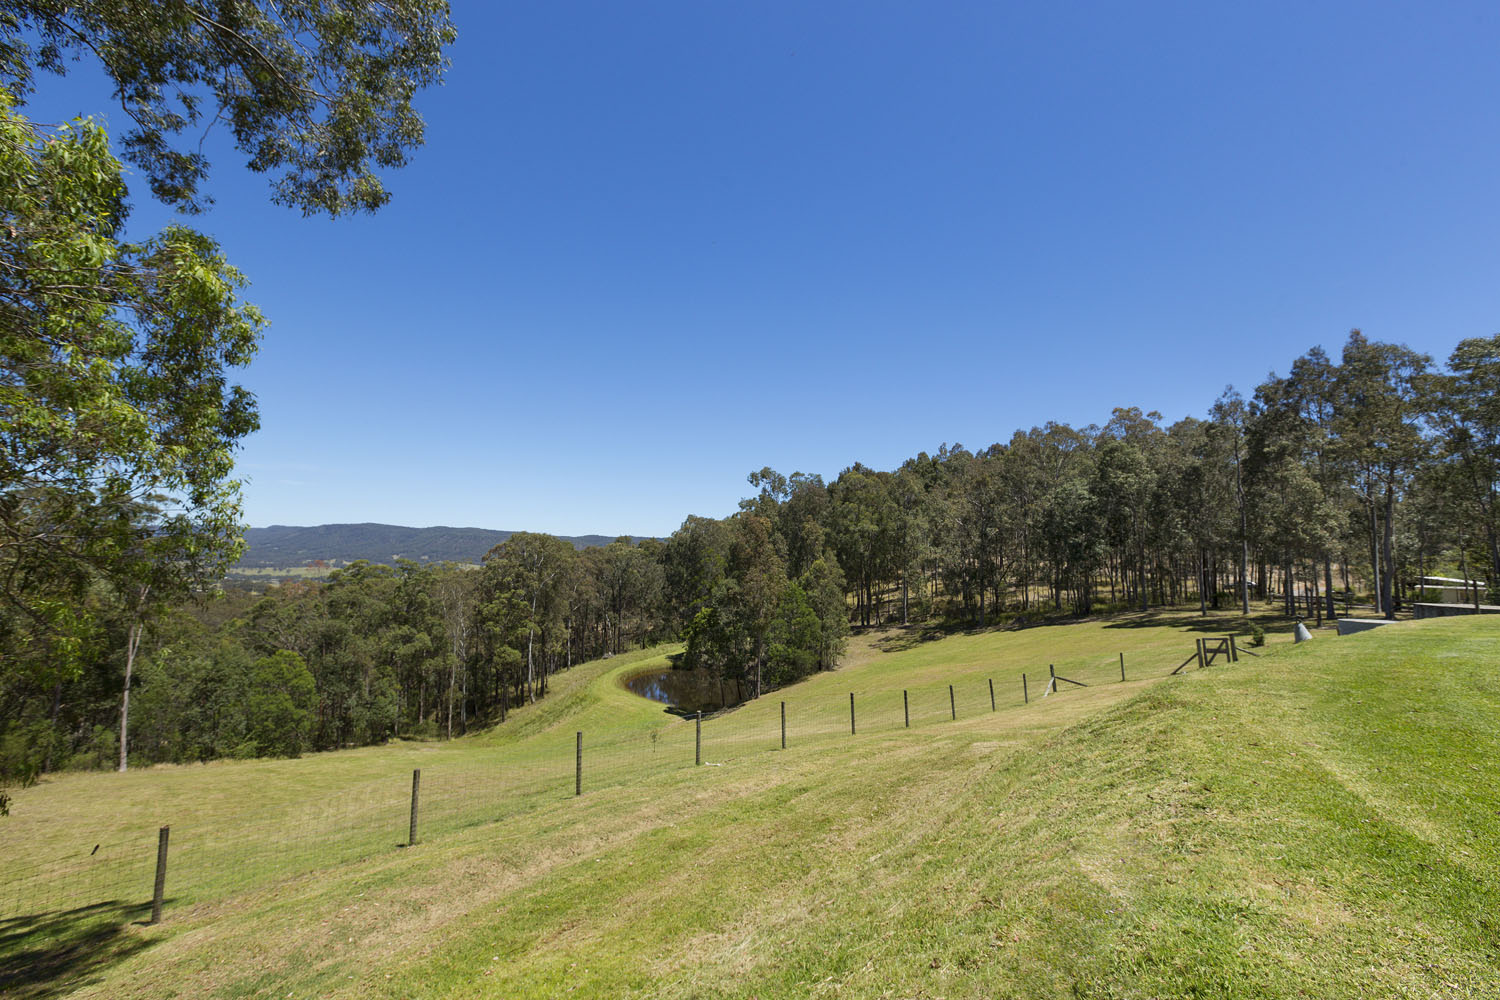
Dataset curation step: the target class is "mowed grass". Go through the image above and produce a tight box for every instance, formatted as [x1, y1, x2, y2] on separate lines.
[7, 610, 1499, 998]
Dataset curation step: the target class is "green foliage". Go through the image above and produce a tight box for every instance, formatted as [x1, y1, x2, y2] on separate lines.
[0, 91, 264, 795]
[245, 651, 316, 757]
[1251, 624, 1266, 646]
[1, 1, 456, 215]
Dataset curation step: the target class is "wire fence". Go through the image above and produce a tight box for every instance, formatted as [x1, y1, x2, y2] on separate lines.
[0, 638, 1240, 934]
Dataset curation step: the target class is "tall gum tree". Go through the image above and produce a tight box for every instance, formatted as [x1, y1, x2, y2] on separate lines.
[0, 95, 262, 779]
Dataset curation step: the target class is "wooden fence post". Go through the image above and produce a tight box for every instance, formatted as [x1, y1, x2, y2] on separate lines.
[850, 692, 856, 735]
[1120, 651, 1126, 681]
[575, 732, 582, 796]
[695, 710, 702, 766]
[949, 684, 956, 721]
[903, 689, 909, 728]
[780, 700, 786, 749]
[1229, 635, 1239, 662]
[989, 678, 996, 711]
[1023, 674, 1028, 704]
[408, 770, 420, 846]
[1049, 664, 1057, 694]
[149, 826, 169, 924]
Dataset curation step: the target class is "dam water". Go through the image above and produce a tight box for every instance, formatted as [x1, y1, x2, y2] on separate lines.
[623, 668, 747, 714]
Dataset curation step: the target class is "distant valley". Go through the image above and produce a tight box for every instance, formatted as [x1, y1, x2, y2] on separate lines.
[230, 523, 646, 579]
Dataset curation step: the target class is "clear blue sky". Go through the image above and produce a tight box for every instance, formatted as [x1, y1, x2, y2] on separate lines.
[24, 1, 1500, 537]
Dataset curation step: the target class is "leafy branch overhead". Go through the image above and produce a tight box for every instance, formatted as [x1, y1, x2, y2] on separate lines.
[0, 1, 457, 215]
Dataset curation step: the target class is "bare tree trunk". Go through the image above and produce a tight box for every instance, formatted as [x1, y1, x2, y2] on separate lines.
[526, 627, 535, 704]
[446, 655, 455, 739]
[118, 620, 143, 773]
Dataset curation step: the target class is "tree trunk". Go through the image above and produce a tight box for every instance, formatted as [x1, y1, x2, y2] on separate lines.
[44, 681, 62, 772]
[526, 627, 536, 704]
[118, 620, 143, 773]
[1198, 550, 1208, 616]
[1381, 483, 1396, 620]
[1137, 533, 1148, 613]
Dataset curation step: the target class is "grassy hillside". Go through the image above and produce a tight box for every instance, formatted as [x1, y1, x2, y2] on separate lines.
[5, 612, 1498, 998]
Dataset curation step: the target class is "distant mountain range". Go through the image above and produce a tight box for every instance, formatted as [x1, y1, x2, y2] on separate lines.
[231, 523, 645, 574]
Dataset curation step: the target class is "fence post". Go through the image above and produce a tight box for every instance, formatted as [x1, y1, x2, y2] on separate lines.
[149, 826, 169, 924]
[903, 689, 909, 728]
[408, 769, 420, 846]
[1023, 673, 1028, 704]
[1120, 651, 1126, 681]
[850, 692, 856, 735]
[989, 678, 996, 711]
[575, 732, 582, 796]
[695, 711, 702, 766]
[949, 684, 956, 721]
[1196, 638, 1205, 667]
[1229, 635, 1239, 662]
[780, 700, 786, 749]
[1049, 663, 1057, 694]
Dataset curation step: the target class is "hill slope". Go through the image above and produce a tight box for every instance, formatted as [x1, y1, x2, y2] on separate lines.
[5, 613, 1499, 998]
[233, 522, 648, 570]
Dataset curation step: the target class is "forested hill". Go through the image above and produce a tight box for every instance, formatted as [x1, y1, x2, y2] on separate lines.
[234, 523, 644, 570]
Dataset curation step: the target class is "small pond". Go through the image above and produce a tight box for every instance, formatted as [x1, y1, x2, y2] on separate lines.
[624, 668, 748, 715]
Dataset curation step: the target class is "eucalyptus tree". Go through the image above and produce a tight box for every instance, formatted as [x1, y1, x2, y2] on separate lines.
[828, 464, 897, 626]
[2, 0, 457, 215]
[479, 533, 575, 704]
[1430, 334, 1500, 585]
[940, 447, 1007, 626]
[1332, 331, 1432, 618]
[729, 514, 786, 697]
[596, 537, 663, 654]
[1096, 409, 1166, 611]
[1280, 347, 1343, 616]
[661, 515, 734, 634]
[800, 555, 849, 670]
[1207, 391, 1252, 614]
[0, 98, 264, 785]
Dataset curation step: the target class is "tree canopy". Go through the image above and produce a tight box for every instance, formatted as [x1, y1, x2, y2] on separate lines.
[1, 0, 456, 215]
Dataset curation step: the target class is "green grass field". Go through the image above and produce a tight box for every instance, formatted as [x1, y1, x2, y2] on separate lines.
[4, 608, 1498, 998]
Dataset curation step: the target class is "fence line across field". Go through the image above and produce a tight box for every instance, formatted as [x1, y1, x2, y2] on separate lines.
[2, 642, 1225, 928]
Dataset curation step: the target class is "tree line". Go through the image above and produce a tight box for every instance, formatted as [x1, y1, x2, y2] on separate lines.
[6, 327, 1498, 794]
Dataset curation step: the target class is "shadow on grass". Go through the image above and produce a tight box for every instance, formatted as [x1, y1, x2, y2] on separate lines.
[0, 900, 157, 999]
[1100, 607, 1298, 635]
[862, 603, 1314, 655]
[867, 623, 957, 654]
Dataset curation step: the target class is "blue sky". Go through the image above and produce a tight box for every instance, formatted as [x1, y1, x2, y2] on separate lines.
[23, 1, 1500, 536]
